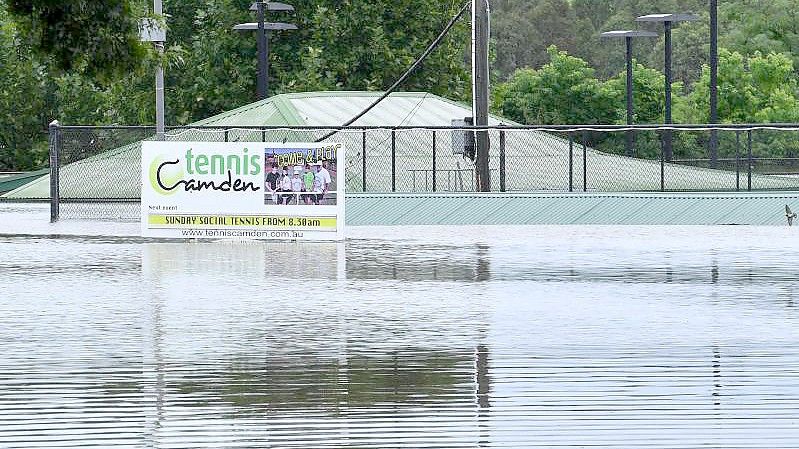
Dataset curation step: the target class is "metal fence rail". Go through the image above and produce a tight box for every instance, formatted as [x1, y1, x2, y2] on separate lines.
[38, 123, 799, 221]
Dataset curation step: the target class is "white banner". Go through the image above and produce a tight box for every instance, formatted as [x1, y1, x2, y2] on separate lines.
[141, 142, 345, 240]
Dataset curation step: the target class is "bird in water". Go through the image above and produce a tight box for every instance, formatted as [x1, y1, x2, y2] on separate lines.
[787, 205, 797, 226]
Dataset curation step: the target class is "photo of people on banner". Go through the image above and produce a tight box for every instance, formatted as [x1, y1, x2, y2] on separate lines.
[263, 147, 338, 206]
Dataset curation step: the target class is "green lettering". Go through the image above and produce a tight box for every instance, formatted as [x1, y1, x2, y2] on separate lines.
[250, 155, 261, 175]
[196, 154, 209, 174]
[210, 154, 225, 174]
[185, 149, 195, 174]
[225, 154, 241, 175]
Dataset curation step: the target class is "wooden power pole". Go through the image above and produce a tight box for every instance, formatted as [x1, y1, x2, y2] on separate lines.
[473, 0, 491, 192]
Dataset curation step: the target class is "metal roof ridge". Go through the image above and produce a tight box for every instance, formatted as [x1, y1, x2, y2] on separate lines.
[282, 90, 433, 97]
[271, 95, 304, 126]
[189, 90, 522, 127]
[189, 95, 283, 126]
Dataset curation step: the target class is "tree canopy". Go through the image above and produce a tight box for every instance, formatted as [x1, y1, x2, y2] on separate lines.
[495, 46, 617, 125]
[3, 0, 799, 170]
[0, 0, 470, 170]
[5, 0, 145, 78]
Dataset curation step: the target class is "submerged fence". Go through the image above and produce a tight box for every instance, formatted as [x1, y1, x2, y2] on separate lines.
[29, 123, 799, 221]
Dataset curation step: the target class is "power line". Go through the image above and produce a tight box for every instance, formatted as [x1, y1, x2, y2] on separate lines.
[315, 1, 471, 142]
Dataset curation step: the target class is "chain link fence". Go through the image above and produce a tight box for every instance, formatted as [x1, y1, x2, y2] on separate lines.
[22, 124, 799, 221]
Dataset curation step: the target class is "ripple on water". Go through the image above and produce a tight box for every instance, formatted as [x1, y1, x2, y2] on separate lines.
[1, 226, 798, 448]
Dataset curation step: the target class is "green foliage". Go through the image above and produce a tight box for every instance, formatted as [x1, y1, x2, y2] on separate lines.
[676, 49, 799, 123]
[497, 47, 618, 125]
[601, 62, 669, 158]
[492, 44, 799, 159]
[4, 0, 799, 170]
[161, 0, 255, 124]
[5, 0, 145, 79]
[278, 0, 469, 97]
[492, 0, 587, 79]
[0, 0, 472, 169]
[492, 0, 711, 83]
[721, 0, 799, 70]
[605, 62, 666, 123]
[674, 49, 799, 159]
[0, 12, 49, 170]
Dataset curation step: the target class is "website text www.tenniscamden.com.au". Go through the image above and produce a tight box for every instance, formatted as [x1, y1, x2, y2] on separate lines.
[179, 229, 304, 238]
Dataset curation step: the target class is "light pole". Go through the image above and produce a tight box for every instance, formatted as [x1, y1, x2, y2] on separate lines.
[234, 2, 296, 100]
[636, 13, 699, 162]
[600, 30, 658, 157]
[139, 2, 167, 139]
[709, 0, 719, 168]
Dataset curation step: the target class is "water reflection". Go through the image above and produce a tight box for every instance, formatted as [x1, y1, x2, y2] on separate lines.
[133, 240, 494, 447]
[2, 227, 799, 448]
[143, 241, 346, 281]
[712, 346, 722, 408]
[346, 242, 491, 282]
[169, 351, 474, 413]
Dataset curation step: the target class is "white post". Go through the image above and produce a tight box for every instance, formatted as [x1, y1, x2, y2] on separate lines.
[154, 0, 165, 140]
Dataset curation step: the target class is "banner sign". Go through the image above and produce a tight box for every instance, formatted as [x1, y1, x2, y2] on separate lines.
[141, 142, 345, 240]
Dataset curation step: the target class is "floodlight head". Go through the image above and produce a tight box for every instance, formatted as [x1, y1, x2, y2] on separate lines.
[250, 2, 295, 12]
[635, 13, 700, 23]
[233, 22, 298, 31]
[600, 30, 659, 38]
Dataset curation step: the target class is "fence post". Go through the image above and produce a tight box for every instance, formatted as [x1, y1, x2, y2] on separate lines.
[499, 126, 506, 192]
[48, 120, 60, 223]
[735, 130, 741, 191]
[581, 131, 587, 192]
[432, 131, 437, 192]
[362, 130, 367, 192]
[747, 129, 753, 191]
[224, 129, 229, 142]
[261, 128, 266, 142]
[391, 129, 396, 192]
[568, 132, 574, 192]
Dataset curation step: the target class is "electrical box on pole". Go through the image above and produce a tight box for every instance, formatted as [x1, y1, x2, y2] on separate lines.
[452, 118, 475, 160]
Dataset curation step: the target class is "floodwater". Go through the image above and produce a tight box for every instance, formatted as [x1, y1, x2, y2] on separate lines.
[1, 216, 799, 448]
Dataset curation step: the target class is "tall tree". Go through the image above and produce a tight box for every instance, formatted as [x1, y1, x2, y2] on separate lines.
[158, 0, 471, 122]
[721, 0, 799, 70]
[0, 9, 50, 170]
[676, 49, 799, 123]
[275, 0, 469, 96]
[491, 0, 586, 80]
[495, 46, 618, 125]
[605, 62, 666, 124]
[5, 0, 145, 78]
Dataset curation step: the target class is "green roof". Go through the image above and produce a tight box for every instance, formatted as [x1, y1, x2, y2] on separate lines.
[5, 90, 799, 199]
[190, 91, 516, 127]
[4, 91, 512, 199]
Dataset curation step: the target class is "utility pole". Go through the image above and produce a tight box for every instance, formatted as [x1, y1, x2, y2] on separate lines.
[472, 0, 490, 192]
[709, 0, 719, 168]
[154, 0, 165, 140]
